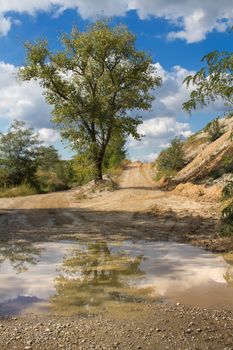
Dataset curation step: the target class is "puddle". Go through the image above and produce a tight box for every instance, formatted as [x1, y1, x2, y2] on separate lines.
[0, 240, 233, 316]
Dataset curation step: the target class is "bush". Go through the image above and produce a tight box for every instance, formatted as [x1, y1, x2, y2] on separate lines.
[0, 183, 36, 198]
[222, 181, 233, 200]
[220, 200, 233, 236]
[155, 137, 186, 180]
[205, 117, 223, 142]
[222, 155, 233, 173]
[36, 169, 70, 193]
[72, 153, 95, 186]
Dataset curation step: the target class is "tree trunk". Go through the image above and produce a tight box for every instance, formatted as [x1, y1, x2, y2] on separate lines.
[94, 158, 103, 182]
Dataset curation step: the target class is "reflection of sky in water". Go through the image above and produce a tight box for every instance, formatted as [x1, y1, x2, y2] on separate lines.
[0, 240, 232, 315]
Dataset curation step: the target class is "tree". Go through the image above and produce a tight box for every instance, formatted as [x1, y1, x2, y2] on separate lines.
[204, 117, 223, 142]
[183, 50, 233, 113]
[103, 132, 126, 170]
[37, 145, 60, 171]
[0, 120, 41, 187]
[156, 137, 185, 178]
[19, 21, 161, 181]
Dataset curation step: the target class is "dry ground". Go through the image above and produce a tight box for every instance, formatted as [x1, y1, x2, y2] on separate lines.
[0, 163, 224, 250]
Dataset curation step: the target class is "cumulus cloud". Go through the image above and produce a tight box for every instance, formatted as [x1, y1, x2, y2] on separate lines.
[128, 117, 192, 161]
[0, 1, 232, 42]
[38, 128, 59, 143]
[150, 63, 195, 118]
[0, 61, 51, 128]
[0, 14, 11, 36]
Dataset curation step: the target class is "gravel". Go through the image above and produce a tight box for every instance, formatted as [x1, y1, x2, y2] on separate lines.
[0, 302, 233, 350]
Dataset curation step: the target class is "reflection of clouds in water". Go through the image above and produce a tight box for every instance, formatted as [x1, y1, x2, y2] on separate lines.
[0, 242, 75, 302]
[126, 242, 228, 295]
[0, 240, 232, 313]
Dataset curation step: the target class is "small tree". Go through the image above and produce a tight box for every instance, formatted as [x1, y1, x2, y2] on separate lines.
[156, 137, 185, 179]
[205, 117, 223, 142]
[0, 120, 41, 187]
[19, 21, 161, 181]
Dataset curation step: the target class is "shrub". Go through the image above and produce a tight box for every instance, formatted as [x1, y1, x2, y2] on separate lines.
[220, 200, 233, 236]
[222, 155, 233, 173]
[36, 169, 70, 193]
[222, 181, 233, 200]
[0, 183, 36, 198]
[205, 117, 223, 142]
[155, 137, 186, 180]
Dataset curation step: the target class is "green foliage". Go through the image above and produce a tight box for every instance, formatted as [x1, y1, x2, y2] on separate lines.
[36, 146, 74, 192]
[36, 160, 74, 192]
[0, 120, 73, 196]
[72, 153, 96, 185]
[0, 120, 41, 187]
[222, 155, 233, 173]
[183, 49, 233, 113]
[19, 21, 161, 180]
[204, 117, 223, 141]
[156, 137, 186, 180]
[220, 200, 233, 236]
[0, 183, 36, 198]
[37, 145, 60, 171]
[103, 133, 126, 170]
[222, 181, 233, 200]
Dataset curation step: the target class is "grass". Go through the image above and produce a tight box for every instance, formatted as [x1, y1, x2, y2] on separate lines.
[0, 183, 37, 198]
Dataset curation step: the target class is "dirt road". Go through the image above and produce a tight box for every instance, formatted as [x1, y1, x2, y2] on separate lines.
[0, 162, 221, 249]
[1, 163, 233, 350]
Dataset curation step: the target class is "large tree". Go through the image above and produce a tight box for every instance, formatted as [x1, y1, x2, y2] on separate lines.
[19, 21, 161, 180]
[183, 49, 233, 113]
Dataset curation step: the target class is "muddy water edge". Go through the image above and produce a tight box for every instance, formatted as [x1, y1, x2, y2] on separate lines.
[0, 238, 233, 350]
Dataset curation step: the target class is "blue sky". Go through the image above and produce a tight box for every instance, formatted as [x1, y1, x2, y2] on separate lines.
[0, 1, 232, 161]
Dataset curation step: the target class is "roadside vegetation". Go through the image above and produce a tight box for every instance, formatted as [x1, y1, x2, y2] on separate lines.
[0, 120, 73, 196]
[155, 137, 186, 181]
[0, 120, 127, 197]
[204, 117, 224, 142]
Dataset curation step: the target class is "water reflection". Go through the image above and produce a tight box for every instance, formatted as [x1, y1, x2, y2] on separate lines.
[50, 241, 150, 314]
[0, 240, 233, 315]
[0, 240, 43, 273]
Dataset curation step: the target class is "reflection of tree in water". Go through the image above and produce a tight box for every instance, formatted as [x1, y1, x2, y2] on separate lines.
[51, 241, 150, 314]
[223, 254, 233, 286]
[224, 266, 233, 286]
[0, 240, 43, 273]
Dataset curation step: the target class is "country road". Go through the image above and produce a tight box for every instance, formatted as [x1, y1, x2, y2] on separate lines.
[0, 163, 220, 249]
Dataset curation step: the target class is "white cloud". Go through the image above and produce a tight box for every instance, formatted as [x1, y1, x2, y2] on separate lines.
[0, 14, 11, 36]
[128, 116, 192, 161]
[151, 63, 195, 118]
[0, 61, 51, 128]
[38, 128, 59, 143]
[0, 1, 232, 42]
